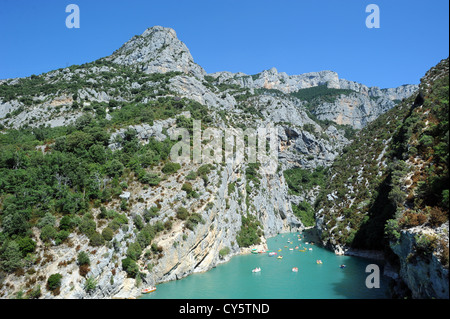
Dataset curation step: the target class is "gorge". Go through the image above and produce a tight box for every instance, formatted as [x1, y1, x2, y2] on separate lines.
[0, 26, 447, 300]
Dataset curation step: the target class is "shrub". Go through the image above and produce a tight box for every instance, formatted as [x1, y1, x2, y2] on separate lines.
[55, 230, 69, 245]
[161, 162, 181, 174]
[88, 231, 104, 247]
[37, 212, 56, 229]
[84, 276, 97, 293]
[59, 215, 74, 231]
[384, 219, 401, 242]
[16, 236, 36, 257]
[186, 171, 197, 180]
[197, 164, 213, 176]
[0, 241, 23, 272]
[427, 206, 448, 227]
[185, 213, 205, 231]
[418, 134, 434, 148]
[415, 233, 438, 256]
[102, 227, 114, 241]
[127, 242, 142, 261]
[133, 215, 144, 231]
[219, 247, 230, 258]
[105, 159, 124, 178]
[399, 210, 428, 228]
[47, 273, 62, 292]
[121, 257, 139, 278]
[176, 207, 189, 220]
[79, 216, 97, 237]
[77, 251, 90, 266]
[40, 225, 58, 242]
[181, 182, 193, 194]
[140, 172, 161, 186]
[27, 285, 41, 299]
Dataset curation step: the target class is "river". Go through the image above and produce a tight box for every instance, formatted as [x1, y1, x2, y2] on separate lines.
[141, 230, 391, 299]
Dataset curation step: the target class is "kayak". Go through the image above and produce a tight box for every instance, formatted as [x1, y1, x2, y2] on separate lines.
[142, 287, 157, 294]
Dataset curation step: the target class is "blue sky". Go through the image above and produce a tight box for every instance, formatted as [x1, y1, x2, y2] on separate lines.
[0, 0, 448, 88]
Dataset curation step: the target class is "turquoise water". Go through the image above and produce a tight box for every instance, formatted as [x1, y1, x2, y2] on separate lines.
[142, 231, 391, 299]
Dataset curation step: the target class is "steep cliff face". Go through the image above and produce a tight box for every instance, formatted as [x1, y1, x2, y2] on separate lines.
[390, 223, 449, 299]
[315, 58, 449, 298]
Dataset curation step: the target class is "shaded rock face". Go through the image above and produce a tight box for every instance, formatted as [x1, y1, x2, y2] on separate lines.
[111, 26, 206, 78]
[390, 224, 449, 299]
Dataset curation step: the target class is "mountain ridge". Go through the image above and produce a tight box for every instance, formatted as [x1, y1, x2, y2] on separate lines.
[0, 26, 446, 300]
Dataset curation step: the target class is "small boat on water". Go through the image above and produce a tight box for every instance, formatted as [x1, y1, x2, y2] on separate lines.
[299, 248, 307, 252]
[316, 260, 323, 264]
[252, 267, 261, 273]
[141, 286, 157, 294]
[277, 255, 283, 259]
[292, 267, 298, 272]
[340, 264, 346, 269]
[308, 248, 313, 251]
[268, 252, 277, 257]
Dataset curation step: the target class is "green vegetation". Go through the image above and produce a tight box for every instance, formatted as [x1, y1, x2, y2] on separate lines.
[46, 273, 62, 295]
[245, 163, 261, 193]
[283, 166, 327, 195]
[162, 162, 181, 174]
[316, 60, 449, 258]
[291, 85, 355, 105]
[0, 66, 218, 282]
[219, 247, 231, 258]
[84, 276, 97, 293]
[236, 214, 263, 247]
[291, 201, 315, 227]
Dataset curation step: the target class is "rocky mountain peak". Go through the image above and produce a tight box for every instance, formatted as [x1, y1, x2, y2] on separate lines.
[109, 25, 206, 78]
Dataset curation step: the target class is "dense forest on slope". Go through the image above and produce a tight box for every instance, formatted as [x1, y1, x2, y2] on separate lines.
[0, 90, 215, 280]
